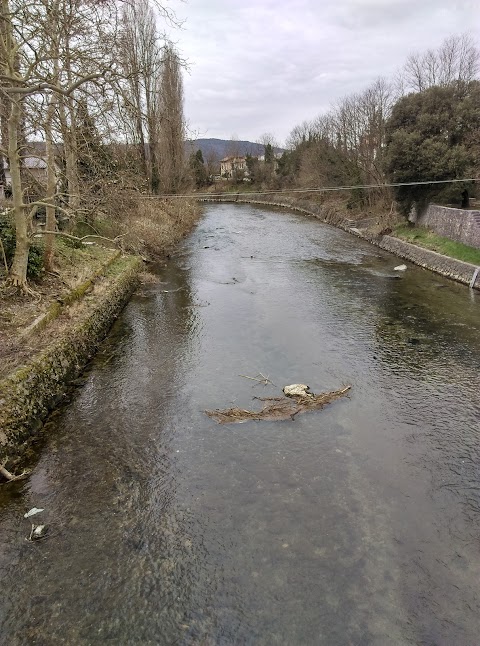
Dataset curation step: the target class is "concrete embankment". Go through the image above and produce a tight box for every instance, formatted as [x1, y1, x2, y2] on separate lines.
[203, 196, 480, 290]
[0, 255, 142, 467]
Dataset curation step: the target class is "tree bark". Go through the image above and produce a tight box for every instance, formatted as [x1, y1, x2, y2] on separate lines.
[8, 96, 29, 288]
[44, 91, 58, 272]
[59, 16, 80, 217]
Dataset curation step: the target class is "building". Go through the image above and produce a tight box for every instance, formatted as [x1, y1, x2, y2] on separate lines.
[2, 142, 62, 193]
[220, 156, 247, 178]
[3, 156, 48, 188]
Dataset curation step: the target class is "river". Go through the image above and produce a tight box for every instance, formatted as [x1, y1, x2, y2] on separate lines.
[1, 203, 480, 645]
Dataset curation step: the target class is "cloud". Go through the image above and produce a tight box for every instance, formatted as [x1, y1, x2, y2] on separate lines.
[166, 0, 479, 144]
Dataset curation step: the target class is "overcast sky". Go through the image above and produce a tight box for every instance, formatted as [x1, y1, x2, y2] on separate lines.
[165, 0, 479, 145]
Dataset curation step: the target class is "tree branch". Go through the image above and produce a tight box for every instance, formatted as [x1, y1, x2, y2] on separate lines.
[0, 460, 29, 482]
[4, 70, 112, 97]
[32, 230, 126, 246]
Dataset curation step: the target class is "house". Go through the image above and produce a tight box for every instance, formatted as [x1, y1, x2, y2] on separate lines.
[3, 155, 48, 188]
[220, 156, 247, 178]
[2, 142, 62, 193]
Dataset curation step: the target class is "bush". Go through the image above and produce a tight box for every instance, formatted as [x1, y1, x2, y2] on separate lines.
[385, 82, 480, 215]
[0, 214, 44, 279]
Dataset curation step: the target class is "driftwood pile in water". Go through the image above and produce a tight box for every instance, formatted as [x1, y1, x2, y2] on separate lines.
[205, 385, 351, 424]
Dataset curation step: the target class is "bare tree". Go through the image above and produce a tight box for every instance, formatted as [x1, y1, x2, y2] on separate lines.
[402, 33, 479, 92]
[0, 0, 115, 288]
[118, 0, 162, 191]
[225, 133, 242, 158]
[156, 43, 185, 194]
[257, 132, 279, 150]
[286, 120, 316, 149]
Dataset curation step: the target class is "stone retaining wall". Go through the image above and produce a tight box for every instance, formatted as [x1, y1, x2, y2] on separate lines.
[202, 197, 480, 290]
[0, 256, 142, 466]
[417, 204, 480, 249]
[374, 236, 480, 288]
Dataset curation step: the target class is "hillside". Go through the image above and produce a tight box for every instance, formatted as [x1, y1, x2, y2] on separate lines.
[185, 138, 284, 161]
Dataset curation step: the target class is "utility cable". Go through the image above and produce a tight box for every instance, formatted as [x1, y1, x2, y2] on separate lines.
[139, 177, 477, 200]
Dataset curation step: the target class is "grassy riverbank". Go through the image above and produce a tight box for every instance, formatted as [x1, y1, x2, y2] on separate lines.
[0, 197, 202, 380]
[393, 225, 480, 265]
[0, 246, 126, 379]
[0, 196, 202, 467]
[91, 195, 202, 258]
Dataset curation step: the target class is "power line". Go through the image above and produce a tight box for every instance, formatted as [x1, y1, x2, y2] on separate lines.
[139, 177, 477, 200]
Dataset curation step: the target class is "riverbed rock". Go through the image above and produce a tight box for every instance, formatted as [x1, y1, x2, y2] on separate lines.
[29, 524, 48, 541]
[283, 384, 314, 398]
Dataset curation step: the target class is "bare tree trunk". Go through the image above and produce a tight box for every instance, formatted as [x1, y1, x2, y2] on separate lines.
[1, 0, 28, 287]
[58, 90, 80, 217]
[62, 99, 81, 213]
[0, 93, 8, 190]
[8, 97, 29, 288]
[44, 91, 58, 272]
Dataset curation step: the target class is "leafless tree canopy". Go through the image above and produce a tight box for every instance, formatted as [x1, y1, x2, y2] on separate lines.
[401, 34, 479, 93]
[156, 44, 186, 194]
[0, 0, 187, 289]
[283, 33, 479, 208]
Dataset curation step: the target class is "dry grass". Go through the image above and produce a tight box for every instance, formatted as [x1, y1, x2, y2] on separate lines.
[0, 190, 201, 378]
[138, 270, 162, 284]
[92, 193, 201, 258]
[0, 242, 117, 378]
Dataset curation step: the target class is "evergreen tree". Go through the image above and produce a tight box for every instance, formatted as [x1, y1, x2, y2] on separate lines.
[384, 81, 480, 214]
[264, 142, 274, 164]
[189, 149, 207, 187]
[76, 99, 113, 187]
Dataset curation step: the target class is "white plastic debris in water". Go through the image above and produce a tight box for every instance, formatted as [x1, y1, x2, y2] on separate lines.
[24, 508, 44, 518]
[28, 524, 47, 541]
[394, 264, 407, 271]
[283, 384, 314, 398]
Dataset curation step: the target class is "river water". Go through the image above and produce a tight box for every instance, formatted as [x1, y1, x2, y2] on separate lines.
[1, 203, 480, 645]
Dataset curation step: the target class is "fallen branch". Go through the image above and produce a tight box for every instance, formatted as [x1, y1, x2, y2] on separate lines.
[32, 230, 127, 248]
[206, 385, 351, 424]
[239, 373, 276, 387]
[0, 459, 30, 483]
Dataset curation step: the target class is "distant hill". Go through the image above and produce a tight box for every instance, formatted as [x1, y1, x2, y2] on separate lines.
[185, 138, 284, 162]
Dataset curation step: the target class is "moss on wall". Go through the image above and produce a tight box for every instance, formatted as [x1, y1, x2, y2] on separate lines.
[0, 255, 142, 466]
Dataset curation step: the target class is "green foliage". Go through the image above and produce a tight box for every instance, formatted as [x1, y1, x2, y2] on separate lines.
[76, 99, 114, 186]
[0, 215, 44, 279]
[264, 143, 274, 164]
[346, 184, 367, 210]
[394, 224, 480, 265]
[189, 149, 208, 188]
[385, 81, 480, 215]
[59, 235, 84, 250]
[276, 150, 301, 179]
[289, 138, 363, 208]
[245, 154, 260, 182]
[231, 167, 246, 184]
